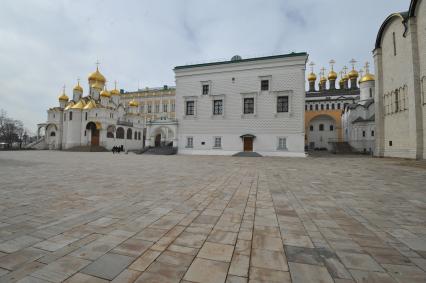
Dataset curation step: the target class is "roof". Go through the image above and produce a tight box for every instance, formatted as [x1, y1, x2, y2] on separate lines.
[375, 12, 409, 49]
[409, 0, 421, 16]
[352, 114, 375, 124]
[174, 52, 308, 70]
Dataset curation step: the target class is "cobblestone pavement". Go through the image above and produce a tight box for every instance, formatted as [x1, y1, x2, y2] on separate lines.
[0, 151, 425, 283]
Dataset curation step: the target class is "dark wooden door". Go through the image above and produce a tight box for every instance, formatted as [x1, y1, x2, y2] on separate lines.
[243, 137, 253, 152]
[91, 129, 99, 146]
[155, 134, 161, 147]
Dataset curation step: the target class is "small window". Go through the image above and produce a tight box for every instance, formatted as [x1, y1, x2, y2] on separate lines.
[213, 100, 223, 115]
[337, 103, 341, 109]
[148, 104, 152, 113]
[278, 137, 287, 150]
[325, 104, 329, 110]
[369, 88, 373, 98]
[202, 84, 210, 95]
[277, 96, 289, 113]
[310, 125, 314, 131]
[155, 104, 160, 113]
[69, 111, 73, 121]
[305, 105, 307, 111]
[371, 130, 375, 137]
[214, 137, 222, 148]
[330, 125, 334, 131]
[389, 140, 393, 146]
[50, 132, 56, 137]
[186, 137, 193, 148]
[85, 112, 88, 121]
[392, 32, 397, 56]
[186, 101, 195, 115]
[243, 98, 254, 114]
[319, 124, 324, 131]
[315, 104, 319, 110]
[261, 80, 269, 91]
[321, 104, 324, 110]
[171, 103, 175, 112]
[127, 128, 132, 140]
[362, 131, 366, 137]
[331, 104, 335, 110]
[134, 131, 137, 139]
[310, 105, 313, 111]
[163, 104, 168, 112]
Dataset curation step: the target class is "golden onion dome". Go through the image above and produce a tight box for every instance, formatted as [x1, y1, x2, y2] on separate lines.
[88, 67, 106, 83]
[328, 70, 338, 80]
[348, 69, 359, 79]
[91, 81, 103, 90]
[110, 88, 120, 96]
[100, 89, 111, 98]
[360, 73, 375, 83]
[58, 93, 69, 102]
[320, 75, 327, 83]
[73, 81, 83, 93]
[307, 72, 317, 82]
[129, 99, 139, 107]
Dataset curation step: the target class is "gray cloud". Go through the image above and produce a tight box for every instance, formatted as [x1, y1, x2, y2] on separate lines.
[0, 0, 408, 133]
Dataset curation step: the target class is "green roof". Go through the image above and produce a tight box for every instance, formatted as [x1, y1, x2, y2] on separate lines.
[174, 52, 308, 70]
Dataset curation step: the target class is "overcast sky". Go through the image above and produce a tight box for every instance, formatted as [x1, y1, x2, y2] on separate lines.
[0, 0, 408, 133]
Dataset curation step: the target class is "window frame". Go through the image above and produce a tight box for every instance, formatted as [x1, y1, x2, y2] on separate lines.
[277, 137, 287, 151]
[201, 81, 211, 95]
[186, 136, 193, 148]
[183, 96, 197, 118]
[276, 96, 289, 113]
[213, 136, 222, 149]
[213, 99, 223, 116]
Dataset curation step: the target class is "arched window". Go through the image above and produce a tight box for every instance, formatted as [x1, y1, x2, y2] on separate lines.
[321, 104, 324, 110]
[107, 125, 115, 138]
[310, 105, 313, 110]
[50, 132, 56, 137]
[319, 124, 324, 131]
[331, 104, 335, 110]
[326, 104, 329, 110]
[127, 128, 132, 140]
[134, 131, 137, 139]
[116, 127, 124, 139]
[315, 104, 318, 110]
[309, 125, 314, 131]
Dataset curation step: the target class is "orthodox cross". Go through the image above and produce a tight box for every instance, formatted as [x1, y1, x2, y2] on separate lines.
[329, 59, 335, 71]
[309, 61, 315, 73]
[320, 67, 326, 77]
[343, 65, 348, 74]
[364, 62, 370, 73]
[349, 58, 357, 70]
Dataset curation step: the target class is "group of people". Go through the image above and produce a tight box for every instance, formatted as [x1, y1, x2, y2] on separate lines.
[112, 145, 124, 154]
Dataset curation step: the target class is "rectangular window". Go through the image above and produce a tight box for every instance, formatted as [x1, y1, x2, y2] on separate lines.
[310, 105, 313, 111]
[171, 103, 175, 112]
[337, 103, 341, 109]
[163, 104, 168, 112]
[392, 32, 397, 56]
[147, 104, 152, 113]
[214, 137, 222, 148]
[326, 104, 329, 110]
[277, 96, 289, 113]
[213, 100, 223, 115]
[319, 124, 324, 131]
[321, 104, 324, 110]
[261, 80, 269, 91]
[186, 101, 195, 115]
[243, 98, 254, 114]
[371, 130, 375, 137]
[202, 84, 210, 95]
[362, 131, 366, 137]
[69, 111, 73, 121]
[85, 112, 88, 121]
[155, 104, 160, 113]
[315, 104, 319, 110]
[310, 125, 314, 131]
[186, 137, 193, 148]
[331, 104, 335, 110]
[330, 125, 334, 131]
[278, 138, 287, 150]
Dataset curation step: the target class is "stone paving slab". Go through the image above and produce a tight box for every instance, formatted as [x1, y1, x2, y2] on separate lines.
[0, 151, 425, 282]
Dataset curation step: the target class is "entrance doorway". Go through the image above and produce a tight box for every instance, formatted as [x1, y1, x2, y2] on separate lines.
[243, 137, 253, 152]
[86, 122, 99, 146]
[155, 134, 161, 147]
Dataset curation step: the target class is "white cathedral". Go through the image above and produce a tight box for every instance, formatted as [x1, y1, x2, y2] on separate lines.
[36, 66, 145, 151]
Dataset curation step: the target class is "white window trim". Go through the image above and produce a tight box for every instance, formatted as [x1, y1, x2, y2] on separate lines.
[273, 90, 292, 118]
[241, 92, 258, 118]
[259, 75, 272, 92]
[201, 80, 212, 95]
[213, 136, 222, 149]
[183, 96, 197, 119]
[277, 136, 288, 151]
[210, 94, 225, 118]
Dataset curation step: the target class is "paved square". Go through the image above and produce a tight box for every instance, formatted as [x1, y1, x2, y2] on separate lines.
[0, 151, 425, 282]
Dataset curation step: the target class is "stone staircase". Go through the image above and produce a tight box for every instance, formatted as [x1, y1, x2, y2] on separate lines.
[26, 137, 47, 150]
[233, 152, 263, 157]
[142, 146, 178, 155]
[65, 145, 109, 152]
[330, 142, 354, 154]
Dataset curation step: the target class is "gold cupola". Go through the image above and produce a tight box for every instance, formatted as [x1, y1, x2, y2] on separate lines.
[328, 59, 337, 80]
[308, 72, 317, 82]
[88, 64, 106, 84]
[58, 86, 69, 101]
[129, 99, 139, 107]
[359, 62, 375, 83]
[73, 80, 83, 93]
[100, 87, 111, 98]
[348, 59, 359, 79]
[110, 81, 120, 96]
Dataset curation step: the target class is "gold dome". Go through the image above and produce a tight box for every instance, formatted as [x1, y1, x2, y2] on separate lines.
[320, 75, 327, 83]
[73, 81, 83, 93]
[88, 66, 106, 83]
[110, 88, 120, 96]
[100, 89, 111, 98]
[58, 93, 69, 102]
[91, 81, 103, 90]
[360, 73, 375, 83]
[307, 72, 317, 82]
[348, 69, 359, 79]
[328, 70, 338, 80]
[129, 99, 139, 107]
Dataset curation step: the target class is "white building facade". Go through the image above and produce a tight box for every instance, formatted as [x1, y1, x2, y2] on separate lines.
[174, 53, 308, 157]
[374, 0, 425, 159]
